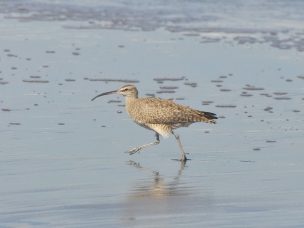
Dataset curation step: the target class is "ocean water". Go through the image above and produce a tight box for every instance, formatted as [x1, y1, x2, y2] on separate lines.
[1, 1, 304, 227]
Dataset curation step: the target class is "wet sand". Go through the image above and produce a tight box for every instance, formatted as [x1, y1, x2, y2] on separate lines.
[1, 1, 304, 227]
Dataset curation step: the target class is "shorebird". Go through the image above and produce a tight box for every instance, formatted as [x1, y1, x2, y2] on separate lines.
[91, 84, 217, 161]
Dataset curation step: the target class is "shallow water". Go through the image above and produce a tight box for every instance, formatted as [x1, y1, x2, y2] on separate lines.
[1, 1, 304, 227]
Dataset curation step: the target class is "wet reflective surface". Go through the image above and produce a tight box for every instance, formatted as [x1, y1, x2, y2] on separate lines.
[1, 1, 304, 227]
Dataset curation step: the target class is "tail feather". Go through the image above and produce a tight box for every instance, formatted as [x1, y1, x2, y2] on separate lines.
[198, 111, 217, 124]
[202, 111, 217, 119]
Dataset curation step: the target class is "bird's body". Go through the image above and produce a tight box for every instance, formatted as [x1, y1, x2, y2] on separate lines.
[125, 96, 216, 137]
[91, 84, 217, 162]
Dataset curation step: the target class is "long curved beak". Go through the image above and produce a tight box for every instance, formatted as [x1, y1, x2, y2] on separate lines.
[91, 90, 117, 101]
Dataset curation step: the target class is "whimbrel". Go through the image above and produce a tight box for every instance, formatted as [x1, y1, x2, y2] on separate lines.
[91, 84, 217, 161]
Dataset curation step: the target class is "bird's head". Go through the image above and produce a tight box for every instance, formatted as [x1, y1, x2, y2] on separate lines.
[117, 84, 138, 97]
[91, 84, 138, 101]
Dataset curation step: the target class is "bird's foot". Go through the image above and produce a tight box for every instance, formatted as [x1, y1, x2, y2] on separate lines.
[126, 146, 143, 155]
[180, 155, 190, 162]
[172, 153, 190, 162]
[172, 157, 190, 163]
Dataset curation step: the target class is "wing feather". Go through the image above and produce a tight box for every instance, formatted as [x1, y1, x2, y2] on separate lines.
[128, 98, 217, 125]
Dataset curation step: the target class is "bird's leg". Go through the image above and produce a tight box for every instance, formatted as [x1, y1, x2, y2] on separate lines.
[172, 131, 188, 162]
[128, 133, 160, 155]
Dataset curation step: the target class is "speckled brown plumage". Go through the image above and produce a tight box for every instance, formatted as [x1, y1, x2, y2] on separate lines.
[91, 84, 218, 161]
[126, 97, 216, 137]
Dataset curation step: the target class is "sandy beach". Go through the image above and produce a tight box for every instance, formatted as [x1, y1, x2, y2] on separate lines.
[1, 1, 304, 227]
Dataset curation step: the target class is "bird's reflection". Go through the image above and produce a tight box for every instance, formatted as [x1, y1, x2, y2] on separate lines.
[122, 160, 200, 224]
[126, 160, 188, 199]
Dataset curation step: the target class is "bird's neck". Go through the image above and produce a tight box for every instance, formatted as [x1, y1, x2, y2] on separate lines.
[125, 95, 137, 104]
[125, 96, 138, 116]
